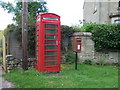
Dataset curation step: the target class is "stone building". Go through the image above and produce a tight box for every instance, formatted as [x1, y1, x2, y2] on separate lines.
[83, 0, 120, 24]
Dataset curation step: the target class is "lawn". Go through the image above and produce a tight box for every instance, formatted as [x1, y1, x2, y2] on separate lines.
[3, 64, 118, 88]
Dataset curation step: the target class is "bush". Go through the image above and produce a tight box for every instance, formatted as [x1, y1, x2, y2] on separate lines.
[84, 59, 93, 65]
[64, 51, 75, 63]
[82, 24, 120, 51]
[98, 59, 105, 66]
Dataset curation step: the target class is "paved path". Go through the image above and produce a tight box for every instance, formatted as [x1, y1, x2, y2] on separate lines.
[0, 66, 15, 89]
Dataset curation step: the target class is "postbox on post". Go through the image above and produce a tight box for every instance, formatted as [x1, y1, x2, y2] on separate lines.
[36, 13, 61, 72]
[72, 38, 81, 52]
[72, 38, 81, 70]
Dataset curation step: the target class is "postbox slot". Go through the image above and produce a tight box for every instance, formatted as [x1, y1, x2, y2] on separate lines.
[77, 40, 81, 42]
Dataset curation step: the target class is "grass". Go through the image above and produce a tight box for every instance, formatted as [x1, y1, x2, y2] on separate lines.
[0, 57, 2, 61]
[3, 64, 118, 88]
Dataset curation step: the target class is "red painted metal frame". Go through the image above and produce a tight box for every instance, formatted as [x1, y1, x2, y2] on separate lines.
[36, 13, 61, 72]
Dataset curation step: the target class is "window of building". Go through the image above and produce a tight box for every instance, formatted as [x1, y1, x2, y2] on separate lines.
[118, 1, 120, 8]
[114, 19, 120, 24]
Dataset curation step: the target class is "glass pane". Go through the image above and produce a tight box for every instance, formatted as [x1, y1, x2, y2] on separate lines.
[45, 56, 58, 61]
[45, 35, 58, 39]
[114, 20, 120, 24]
[45, 24, 58, 29]
[45, 30, 58, 34]
[45, 62, 58, 66]
[45, 40, 56, 45]
[45, 51, 57, 55]
[45, 46, 58, 50]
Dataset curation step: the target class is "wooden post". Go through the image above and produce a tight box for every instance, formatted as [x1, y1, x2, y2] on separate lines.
[2, 35, 7, 72]
[22, 0, 28, 70]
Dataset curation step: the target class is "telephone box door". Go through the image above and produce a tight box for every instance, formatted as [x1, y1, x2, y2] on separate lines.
[44, 23, 61, 72]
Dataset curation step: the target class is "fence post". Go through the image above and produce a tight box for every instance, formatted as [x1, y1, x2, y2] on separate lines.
[2, 35, 7, 72]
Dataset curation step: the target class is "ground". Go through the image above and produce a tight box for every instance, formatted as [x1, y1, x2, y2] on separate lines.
[0, 65, 15, 89]
[2, 64, 118, 88]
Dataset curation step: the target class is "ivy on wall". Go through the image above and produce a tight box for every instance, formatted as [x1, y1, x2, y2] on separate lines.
[15, 25, 36, 56]
[61, 25, 76, 52]
[82, 24, 120, 51]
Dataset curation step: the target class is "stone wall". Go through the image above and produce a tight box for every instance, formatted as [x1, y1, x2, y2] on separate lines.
[7, 30, 22, 59]
[72, 32, 119, 64]
[94, 50, 119, 64]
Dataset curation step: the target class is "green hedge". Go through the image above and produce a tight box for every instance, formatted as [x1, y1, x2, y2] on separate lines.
[82, 24, 120, 51]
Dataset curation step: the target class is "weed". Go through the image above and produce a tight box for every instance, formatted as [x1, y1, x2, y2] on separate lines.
[64, 51, 75, 63]
[84, 59, 93, 65]
[98, 59, 105, 66]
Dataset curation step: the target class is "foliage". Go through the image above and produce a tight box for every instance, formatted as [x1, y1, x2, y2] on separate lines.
[98, 59, 105, 66]
[61, 25, 76, 52]
[0, 1, 48, 26]
[3, 64, 118, 88]
[0, 48, 2, 57]
[82, 24, 120, 51]
[84, 59, 93, 65]
[61, 25, 75, 39]
[0, 0, 48, 56]
[72, 25, 86, 32]
[3, 24, 16, 37]
[64, 51, 75, 63]
[14, 25, 36, 56]
[0, 57, 2, 61]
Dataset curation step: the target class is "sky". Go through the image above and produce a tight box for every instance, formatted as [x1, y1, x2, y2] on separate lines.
[0, 0, 84, 30]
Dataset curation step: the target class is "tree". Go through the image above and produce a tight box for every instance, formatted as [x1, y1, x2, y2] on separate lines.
[0, 0, 48, 56]
[0, 0, 48, 26]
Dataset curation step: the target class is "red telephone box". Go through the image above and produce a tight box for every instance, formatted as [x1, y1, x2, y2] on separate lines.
[36, 13, 61, 72]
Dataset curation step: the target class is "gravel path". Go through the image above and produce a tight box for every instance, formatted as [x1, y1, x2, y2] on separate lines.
[0, 66, 15, 89]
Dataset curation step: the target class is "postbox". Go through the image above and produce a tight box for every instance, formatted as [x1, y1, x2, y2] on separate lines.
[36, 13, 61, 72]
[72, 38, 81, 52]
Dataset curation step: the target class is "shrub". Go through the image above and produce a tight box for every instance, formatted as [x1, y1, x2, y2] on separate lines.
[64, 51, 75, 63]
[82, 24, 120, 51]
[98, 59, 105, 66]
[84, 59, 93, 65]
